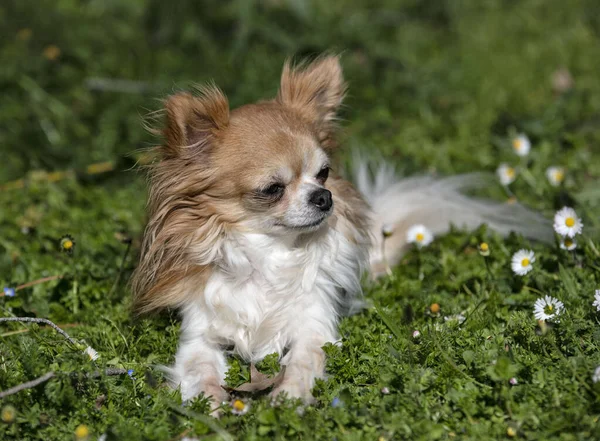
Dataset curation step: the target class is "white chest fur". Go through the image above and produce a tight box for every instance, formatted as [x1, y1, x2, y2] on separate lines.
[179, 225, 366, 362]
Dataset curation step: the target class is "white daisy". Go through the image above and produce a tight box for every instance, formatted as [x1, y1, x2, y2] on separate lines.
[511, 249, 535, 276]
[559, 237, 577, 251]
[593, 290, 600, 312]
[553, 207, 583, 238]
[231, 399, 250, 415]
[593, 366, 600, 384]
[83, 346, 100, 361]
[443, 313, 466, 325]
[496, 163, 517, 186]
[545, 166, 565, 187]
[512, 134, 531, 157]
[533, 295, 564, 322]
[406, 224, 433, 248]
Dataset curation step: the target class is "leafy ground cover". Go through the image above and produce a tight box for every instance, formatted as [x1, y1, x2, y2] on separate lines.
[1, 0, 600, 439]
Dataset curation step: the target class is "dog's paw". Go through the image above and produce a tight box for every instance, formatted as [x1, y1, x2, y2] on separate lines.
[270, 379, 315, 405]
[182, 381, 229, 416]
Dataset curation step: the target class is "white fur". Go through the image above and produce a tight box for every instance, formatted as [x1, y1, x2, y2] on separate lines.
[172, 217, 368, 404]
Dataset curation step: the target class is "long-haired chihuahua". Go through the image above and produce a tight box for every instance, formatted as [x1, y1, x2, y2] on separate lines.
[132, 55, 548, 411]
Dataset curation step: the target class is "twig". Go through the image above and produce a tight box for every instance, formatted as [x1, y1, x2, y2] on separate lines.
[0, 317, 78, 346]
[1, 322, 79, 338]
[0, 371, 56, 399]
[16, 275, 63, 291]
[0, 368, 129, 399]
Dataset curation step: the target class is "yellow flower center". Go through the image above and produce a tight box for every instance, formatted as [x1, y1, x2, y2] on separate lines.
[565, 217, 575, 227]
[480, 242, 489, 252]
[512, 139, 522, 150]
[43, 45, 61, 61]
[564, 239, 573, 247]
[232, 400, 245, 411]
[75, 425, 89, 439]
[430, 303, 440, 314]
[521, 258, 530, 267]
[416, 233, 424, 242]
[553, 170, 564, 182]
[63, 240, 73, 250]
[506, 168, 515, 178]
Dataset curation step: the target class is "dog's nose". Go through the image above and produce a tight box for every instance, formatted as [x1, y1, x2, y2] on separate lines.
[309, 188, 333, 211]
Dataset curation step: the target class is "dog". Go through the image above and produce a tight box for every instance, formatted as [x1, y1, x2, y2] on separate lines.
[131, 55, 549, 411]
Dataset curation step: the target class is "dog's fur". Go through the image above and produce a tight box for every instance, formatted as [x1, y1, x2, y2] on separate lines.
[132, 55, 550, 409]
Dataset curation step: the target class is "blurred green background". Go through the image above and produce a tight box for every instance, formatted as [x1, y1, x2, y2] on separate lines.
[2, 0, 600, 184]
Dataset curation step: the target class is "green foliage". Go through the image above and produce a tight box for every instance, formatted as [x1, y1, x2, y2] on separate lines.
[1, 0, 600, 439]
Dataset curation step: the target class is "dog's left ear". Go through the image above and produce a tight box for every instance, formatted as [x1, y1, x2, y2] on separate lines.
[277, 55, 346, 148]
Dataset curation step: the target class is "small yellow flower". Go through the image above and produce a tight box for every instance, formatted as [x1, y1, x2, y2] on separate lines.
[1, 405, 16, 423]
[16, 28, 33, 41]
[507, 426, 517, 437]
[478, 242, 490, 257]
[75, 424, 90, 440]
[430, 303, 440, 314]
[60, 235, 76, 254]
[43, 45, 61, 61]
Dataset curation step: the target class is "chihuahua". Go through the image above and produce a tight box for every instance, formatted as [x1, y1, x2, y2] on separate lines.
[132, 55, 548, 410]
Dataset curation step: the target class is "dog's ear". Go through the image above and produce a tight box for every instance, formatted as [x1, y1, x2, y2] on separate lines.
[277, 55, 346, 148]
[163, 86, 229, 157]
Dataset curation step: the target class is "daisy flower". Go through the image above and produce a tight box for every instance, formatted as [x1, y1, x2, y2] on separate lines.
[231, 399, 250, 415]
[553, 207, 583, 238]
[478, 242, 490, 256]
[509, 377, 518, 385]
[533, 295, 564, 322]
[496, 163, 517, 186]
[83, 346, 100, 361]
[593, 290, 600, 312]
[593, 366, 600, 384]
[511, 249, 535, 276]
[545, 166, 565, 187]
[3, 287, 15, 297]
[412, 330, 421, 339]
[512, 134, 531, 157]
[559, 237, 577, 251]
[381, 223, 394, 238]
[406, 224, 433, 248]
[1, 405, 16, 423]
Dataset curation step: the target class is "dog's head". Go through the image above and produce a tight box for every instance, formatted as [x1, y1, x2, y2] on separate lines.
[133, 56, 347, 312]
[163, 55, 345, 235]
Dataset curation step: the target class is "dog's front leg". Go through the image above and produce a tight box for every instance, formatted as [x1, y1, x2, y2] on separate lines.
[271, 328, 336, 404]
[174, 334, 228, 412]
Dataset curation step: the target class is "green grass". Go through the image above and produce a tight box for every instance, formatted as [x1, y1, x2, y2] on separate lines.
[1, 0, 600, 439]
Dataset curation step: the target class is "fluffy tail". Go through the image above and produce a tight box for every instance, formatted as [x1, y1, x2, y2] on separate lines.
[352, 157, 553, 276]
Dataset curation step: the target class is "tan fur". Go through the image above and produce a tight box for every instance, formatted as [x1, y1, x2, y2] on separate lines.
[131, 55, 365, 315]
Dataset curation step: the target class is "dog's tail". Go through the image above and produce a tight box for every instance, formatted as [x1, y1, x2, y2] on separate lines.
[351, 157, 553, 276]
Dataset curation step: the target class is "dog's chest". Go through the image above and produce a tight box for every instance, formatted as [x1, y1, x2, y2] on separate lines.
[200, 229, 362, 360]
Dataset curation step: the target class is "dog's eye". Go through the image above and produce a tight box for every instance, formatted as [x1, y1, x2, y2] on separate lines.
[316, 166, 330, 184]
[261, 183, 285, 197]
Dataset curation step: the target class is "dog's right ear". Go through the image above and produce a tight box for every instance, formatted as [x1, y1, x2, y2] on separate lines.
[163, 86, 229, 158]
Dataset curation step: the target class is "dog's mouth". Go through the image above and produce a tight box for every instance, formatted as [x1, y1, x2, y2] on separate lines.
[276, 217, 327, 230]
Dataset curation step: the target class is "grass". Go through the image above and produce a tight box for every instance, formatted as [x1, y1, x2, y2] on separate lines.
[1, 0, 600, 439]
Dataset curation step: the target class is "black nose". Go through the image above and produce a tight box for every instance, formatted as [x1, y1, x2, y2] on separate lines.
[309, 188, 333, 211]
